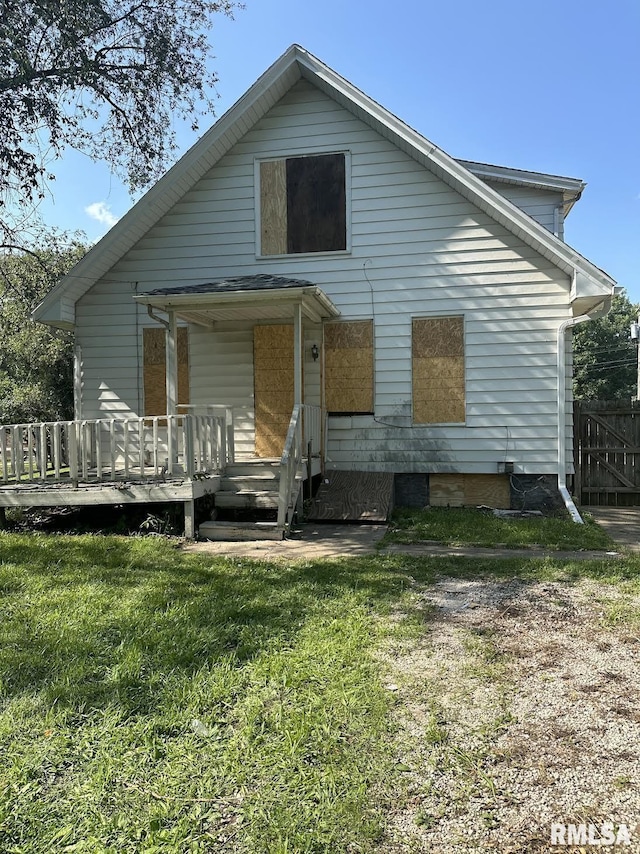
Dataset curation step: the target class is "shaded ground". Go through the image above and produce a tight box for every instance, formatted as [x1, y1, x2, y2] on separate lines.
[587, 506, 640, 552]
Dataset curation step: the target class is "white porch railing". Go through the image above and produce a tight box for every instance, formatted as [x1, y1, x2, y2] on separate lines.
[277, 404, 323, 529]
[0, 410, 233, 486]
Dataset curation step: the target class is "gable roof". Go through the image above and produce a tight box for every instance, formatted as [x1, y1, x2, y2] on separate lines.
[34, 44, 615, 328]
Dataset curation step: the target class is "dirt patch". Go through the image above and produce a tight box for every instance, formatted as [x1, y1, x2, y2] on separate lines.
[379, 578, 640, 853]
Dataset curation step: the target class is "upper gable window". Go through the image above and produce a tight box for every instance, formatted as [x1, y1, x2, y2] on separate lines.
[258, 153, 348, 256]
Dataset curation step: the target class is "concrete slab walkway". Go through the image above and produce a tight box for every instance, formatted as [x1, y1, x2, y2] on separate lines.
[184, 521, 623, 562]
[584, 506, 640, 552]
[183, 523, 388, 560]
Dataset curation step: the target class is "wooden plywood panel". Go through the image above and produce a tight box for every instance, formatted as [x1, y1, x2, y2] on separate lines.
[324, 320, 373, 413]
[429, 474, 465, 507]
[464, 475, 511, 509]
[430, 474, 510, 509]
[307, 470, 394, 521]
[254, 324, 294, 457]
[260, 159, 287, 256]
[412, 316, 464, 358]
[412, 317, 465, 423]
[143, 327, 189, 416]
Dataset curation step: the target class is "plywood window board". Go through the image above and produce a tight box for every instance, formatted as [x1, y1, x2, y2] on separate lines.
[143, 327, 189, 416]
[324, 320, 374, 414]
[260, 159, 287, 256]
[259, 153, 346, 256]
[412, 316, 465, 424]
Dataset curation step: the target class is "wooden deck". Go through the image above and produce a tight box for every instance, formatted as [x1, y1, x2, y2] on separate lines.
[0, 473, 221, 508]
[0, 405, 325, 539]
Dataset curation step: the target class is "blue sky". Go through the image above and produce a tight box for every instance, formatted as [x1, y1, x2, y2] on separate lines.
[39, 0, 640, 300]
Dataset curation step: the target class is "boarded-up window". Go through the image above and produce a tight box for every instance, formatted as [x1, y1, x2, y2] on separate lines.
[324, 320, 373, 414]
[143, 327, 190, 416]
[260, 153, 346, 255]
[412, 316, 465, 424]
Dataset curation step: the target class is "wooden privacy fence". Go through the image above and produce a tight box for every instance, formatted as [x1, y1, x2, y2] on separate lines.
[574, 400, 640, 506]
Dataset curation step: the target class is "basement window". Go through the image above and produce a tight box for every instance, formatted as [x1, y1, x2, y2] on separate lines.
[258, 152, 348, 256]
[412, 316, 465, 424]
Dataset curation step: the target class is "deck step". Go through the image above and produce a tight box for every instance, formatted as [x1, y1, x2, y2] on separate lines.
[220, 474, 280, 491]
[199, 520, 284, 541]
[214, 490, 279, 510]
[224, 461, 280, 476]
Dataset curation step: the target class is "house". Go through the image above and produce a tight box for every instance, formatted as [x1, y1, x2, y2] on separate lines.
[3, 45, 616, 537]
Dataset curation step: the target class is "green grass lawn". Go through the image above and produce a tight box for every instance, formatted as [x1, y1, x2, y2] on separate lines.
[0, 531, 636, 852]
[382, 506, 617, 551]
[0, 534, 406, 853]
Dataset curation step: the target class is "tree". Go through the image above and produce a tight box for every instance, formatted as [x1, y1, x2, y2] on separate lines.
[572, 290, 639, 401]
[0, 0, 240, 245]
[0, 231, 87, 423]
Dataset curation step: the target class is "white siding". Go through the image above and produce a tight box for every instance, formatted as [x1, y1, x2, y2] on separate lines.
[483, 182, 564, 238]
[189, 322, 255, 458]
[304, 325, 322, 407]
[187, 320, 321, 459]
[76, 78, 573, 474]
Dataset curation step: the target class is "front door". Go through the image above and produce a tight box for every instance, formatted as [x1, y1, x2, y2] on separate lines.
[253, 324, 294, 458]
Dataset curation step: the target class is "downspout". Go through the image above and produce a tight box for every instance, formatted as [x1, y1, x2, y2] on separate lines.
[557, 295, 610, 523]
[557, 314, 590, 523]
[147, 304, 169, 331]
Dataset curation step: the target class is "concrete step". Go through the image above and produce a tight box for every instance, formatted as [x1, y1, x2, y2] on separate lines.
[199, 520, 284, 541]
[214, 490, 279, 510]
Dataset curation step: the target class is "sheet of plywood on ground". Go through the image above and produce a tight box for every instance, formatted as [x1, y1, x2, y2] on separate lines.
[260, 159, 287, 256]
[324, 320, 373, 413]
[143, 327, 189, 416]
[412, 316, 465, 424]
[307, 470, 394, 521]
[254, 324, 294, 458]
[430, 473, 510, 509]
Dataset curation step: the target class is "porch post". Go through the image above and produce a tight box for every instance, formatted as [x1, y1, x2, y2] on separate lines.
[166, 311, 178, 416]
[73, 345, 82, 420]
[293, 302, 303, 405]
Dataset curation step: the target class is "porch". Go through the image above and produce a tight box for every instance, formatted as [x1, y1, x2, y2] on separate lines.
[0, 404, 324, 538]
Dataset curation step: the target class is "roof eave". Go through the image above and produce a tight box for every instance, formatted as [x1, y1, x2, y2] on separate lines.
[134, 284, 340, 321]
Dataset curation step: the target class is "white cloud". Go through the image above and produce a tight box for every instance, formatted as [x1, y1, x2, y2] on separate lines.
[85, 201, 119, 228]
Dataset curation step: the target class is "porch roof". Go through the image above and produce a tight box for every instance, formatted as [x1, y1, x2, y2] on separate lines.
[133, 274, 341, 326]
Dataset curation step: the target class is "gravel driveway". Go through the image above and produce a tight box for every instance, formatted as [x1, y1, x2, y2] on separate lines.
[379, 577, 640, 853]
